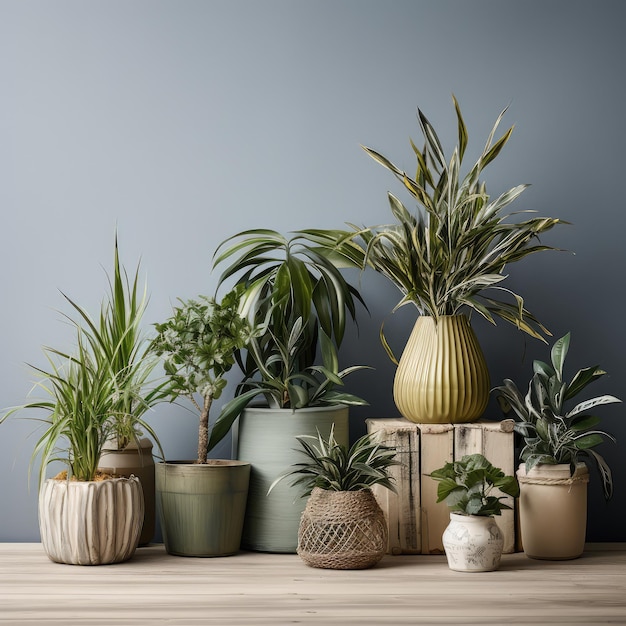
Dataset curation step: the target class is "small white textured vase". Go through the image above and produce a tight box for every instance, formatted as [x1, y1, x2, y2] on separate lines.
[39, 476, 144, 565]
[442, 513, 504, 572]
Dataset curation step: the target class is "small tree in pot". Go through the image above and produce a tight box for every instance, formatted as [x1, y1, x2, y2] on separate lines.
[151, 289, 257, 557]
[270, 427, 400, 570]
[429, 453, 519, 572]
[495, 332, 621, 559]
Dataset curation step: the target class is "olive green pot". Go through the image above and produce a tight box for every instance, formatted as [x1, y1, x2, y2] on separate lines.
[394, 315, 490, 423]
[155, 460, 251, 557]
[234, 404, 349, 553]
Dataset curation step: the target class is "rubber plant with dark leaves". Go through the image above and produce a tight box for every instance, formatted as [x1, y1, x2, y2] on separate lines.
[151, 288, 257, 462]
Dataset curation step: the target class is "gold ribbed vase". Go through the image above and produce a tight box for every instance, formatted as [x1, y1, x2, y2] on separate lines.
[393, 315, 490, 423]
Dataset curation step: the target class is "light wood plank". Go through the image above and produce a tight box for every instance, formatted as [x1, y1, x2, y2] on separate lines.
[3, 543, 625, 624]
[366, 418, 421, 554]
[419, 424, 454, 554]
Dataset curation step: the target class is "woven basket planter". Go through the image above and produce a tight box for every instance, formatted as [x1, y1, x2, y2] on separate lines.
[297, 487, 387, 570]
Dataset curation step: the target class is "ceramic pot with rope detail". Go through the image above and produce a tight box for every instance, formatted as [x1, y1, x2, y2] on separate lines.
[517, 462, 589, 560]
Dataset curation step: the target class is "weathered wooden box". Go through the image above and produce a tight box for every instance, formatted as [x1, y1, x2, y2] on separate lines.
[366, 418, 516, 555]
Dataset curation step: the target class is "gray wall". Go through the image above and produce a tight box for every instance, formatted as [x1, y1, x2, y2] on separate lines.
[2, 0, 625, 542]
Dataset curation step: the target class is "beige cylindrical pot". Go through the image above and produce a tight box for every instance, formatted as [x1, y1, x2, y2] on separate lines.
[99, 438, 155, 546]
[235, 405, 349, 553]
[442, 513, 504, 572]
[156, 460, 250, 557]
[298, 488, 387, 570]
[394, 315, 490, 424]
[39, 476, 143, 565]
[517, 463, 589, 560]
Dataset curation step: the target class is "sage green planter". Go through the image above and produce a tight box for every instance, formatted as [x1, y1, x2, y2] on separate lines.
[234, 404, 349, 553]
[156, 460, 250, 557]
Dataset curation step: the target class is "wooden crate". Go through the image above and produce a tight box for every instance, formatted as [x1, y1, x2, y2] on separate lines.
[366, 418, 421, 554]
[366, 418, 516, 555]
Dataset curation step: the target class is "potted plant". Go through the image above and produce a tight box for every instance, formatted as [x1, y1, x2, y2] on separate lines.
[0, 241, 161, 565]
[211, 229, 370, 553]
[429, 453, 519, 572]
[495, 332, 621, 560]
[70, 236, 168, 546]
[151, 289, 257, 557]
[321, 96, 564, 423]
[270, 426, 400, 569]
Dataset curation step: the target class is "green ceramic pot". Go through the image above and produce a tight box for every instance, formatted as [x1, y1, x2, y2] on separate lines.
[234, 404, 349, 553]
[156, 460, 250, 557]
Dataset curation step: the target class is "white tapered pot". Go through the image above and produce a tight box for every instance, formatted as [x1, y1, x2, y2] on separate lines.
[39, 476, 144, 565]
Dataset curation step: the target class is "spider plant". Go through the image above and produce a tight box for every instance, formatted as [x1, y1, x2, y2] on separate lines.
[151, 289, 257, 462]
[16, 334, 119, 484]
[269, 426, 400, 497]
[494, 332, 621, 499]
[66, 236, 169, 449]
[429, 453, 519, 517]
[1, 237, 164, 484]
[321, 96, 564, 354]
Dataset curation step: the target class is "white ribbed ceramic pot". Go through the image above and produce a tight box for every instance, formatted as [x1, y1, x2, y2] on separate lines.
[39, 476, 144, 565]
[442, 513, 504, 572]
[393, 315, 490, 423]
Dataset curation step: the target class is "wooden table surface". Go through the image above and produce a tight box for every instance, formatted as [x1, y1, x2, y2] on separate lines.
[1, 543, 625, 625]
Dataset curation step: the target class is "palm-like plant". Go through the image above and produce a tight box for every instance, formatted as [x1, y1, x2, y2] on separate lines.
[212, 229, 368, 414]
[270, 426, 400, 497]
[495, 333, 621, 499]
[325, 96, 564, 348]
[213, 229, 365, 366]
